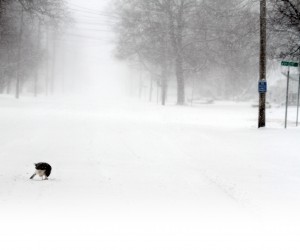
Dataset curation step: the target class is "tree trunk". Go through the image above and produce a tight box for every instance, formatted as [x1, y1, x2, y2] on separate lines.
[0, 72, 4, 94]
[161, 66, 167, 106]
[168, 2, 185, 105]
[175, 53, 185, 105]
[139, 64, 143, 99]
[6, 47, 12, 94]
[6, 77, 11, 94]
[149, 75, 153, 102]
[161, 36, 168, 106]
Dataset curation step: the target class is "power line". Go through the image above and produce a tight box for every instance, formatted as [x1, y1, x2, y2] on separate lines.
[54, 38, 110, 45]
[74, 17, 116, 25]
[69, 27, 113, 33]
[72, 21, 116, 29]
[69, 9, 117, 20]
[67, 2, 114, 15]
[73, 20, 116, 27]
[67, 6, 118, 19]
[69, 7, 117, 17]
[63, 32, 113, 41]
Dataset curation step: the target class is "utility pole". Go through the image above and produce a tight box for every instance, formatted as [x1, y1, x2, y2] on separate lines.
[0, 0, 4, 41]
[45, 24, 49, 96]
[0, 0, 3, 41]
[50, 28, 57, 95]
[61, 42, 66, 94]
[16, 6, 24, 99]
[297, 64, 300, 126]
[34, 20, 41, 97]
[258, 0, 267, 128]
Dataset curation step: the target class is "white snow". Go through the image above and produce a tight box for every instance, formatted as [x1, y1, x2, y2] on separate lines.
[1, 95, 300, 250]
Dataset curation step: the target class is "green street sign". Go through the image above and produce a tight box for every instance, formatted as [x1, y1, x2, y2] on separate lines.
[281, 61, 299, 67]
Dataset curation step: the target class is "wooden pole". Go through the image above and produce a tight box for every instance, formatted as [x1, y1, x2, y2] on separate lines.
[16, 6, 24, 99]
[258, 0, 267, 128]
[45, 24, 49, 96]
[34, 20, 41, 97]
[296, 64, 300, 126]
[50, 28, 57, 95]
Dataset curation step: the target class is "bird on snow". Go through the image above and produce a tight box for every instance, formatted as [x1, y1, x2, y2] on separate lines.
[30, 162, 52, 180]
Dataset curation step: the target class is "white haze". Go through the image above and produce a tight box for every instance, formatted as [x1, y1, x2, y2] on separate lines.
[0, 1, 300, 250]
[58, 0, 129, 99]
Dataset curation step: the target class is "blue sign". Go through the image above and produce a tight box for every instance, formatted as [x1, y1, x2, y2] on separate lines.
[258, 80, 267, 93]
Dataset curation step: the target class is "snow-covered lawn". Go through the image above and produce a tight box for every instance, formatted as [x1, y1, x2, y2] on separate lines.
[0, 95, 300, 250]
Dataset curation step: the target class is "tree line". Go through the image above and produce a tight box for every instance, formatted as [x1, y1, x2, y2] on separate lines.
[113, 0, 300, 105]
[0, 0, 68, 98]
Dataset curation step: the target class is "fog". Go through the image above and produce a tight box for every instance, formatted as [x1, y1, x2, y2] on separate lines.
[51, 0, 129, 99]
[1, 1, 300, 250]
[0, 0, 295, 105]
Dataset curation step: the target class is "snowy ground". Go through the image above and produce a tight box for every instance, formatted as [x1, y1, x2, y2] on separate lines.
[0, 95, 300, 250]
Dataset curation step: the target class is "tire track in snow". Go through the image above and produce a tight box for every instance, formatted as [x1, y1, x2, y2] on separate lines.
[141, 123, 252, 208]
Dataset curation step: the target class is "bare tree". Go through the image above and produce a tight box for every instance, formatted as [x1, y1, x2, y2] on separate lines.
[0, 0, 69, 97]
[200, 0, 259, 99]
[114, 0, 173, 105]
[114, 0, 206, 105]
[113, 0, 261, 103]
[269, 0, 300, 59]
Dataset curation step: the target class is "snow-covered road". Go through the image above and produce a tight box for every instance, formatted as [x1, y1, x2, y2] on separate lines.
[1, 96, 300, 250]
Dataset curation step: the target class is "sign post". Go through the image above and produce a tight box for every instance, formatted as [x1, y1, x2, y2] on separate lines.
[285, 66, 290, 129]
[281, 61, 299, 128]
